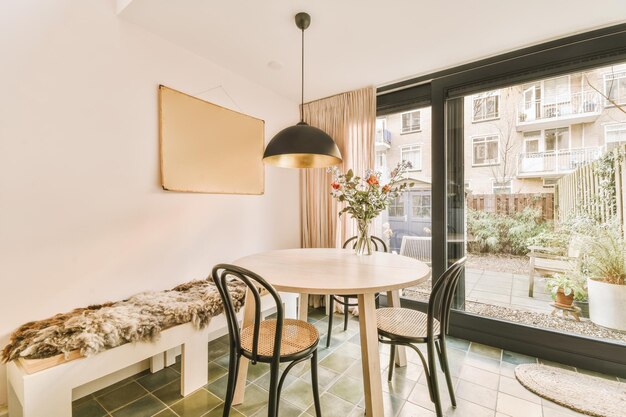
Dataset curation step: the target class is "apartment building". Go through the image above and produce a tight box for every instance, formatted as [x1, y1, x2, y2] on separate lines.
[376, 63, 626, 195]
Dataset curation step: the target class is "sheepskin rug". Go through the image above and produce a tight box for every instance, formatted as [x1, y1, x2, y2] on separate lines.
[2, 278, 246, 362]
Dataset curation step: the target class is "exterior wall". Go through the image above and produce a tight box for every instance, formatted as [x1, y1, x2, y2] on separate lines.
[378, 63, 626, 196]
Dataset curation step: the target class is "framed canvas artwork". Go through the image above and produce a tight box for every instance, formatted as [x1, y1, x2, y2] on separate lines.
[159, 85, 265, 194]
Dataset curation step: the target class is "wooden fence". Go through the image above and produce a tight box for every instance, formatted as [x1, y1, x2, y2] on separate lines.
[467, 193, 554, 220]
[555, 146, 626, 225]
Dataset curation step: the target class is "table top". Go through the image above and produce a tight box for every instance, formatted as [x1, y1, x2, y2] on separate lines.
[233, 248, 431, 295]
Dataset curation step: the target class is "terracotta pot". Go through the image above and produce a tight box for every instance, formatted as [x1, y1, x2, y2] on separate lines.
[554, 289, 574, 308]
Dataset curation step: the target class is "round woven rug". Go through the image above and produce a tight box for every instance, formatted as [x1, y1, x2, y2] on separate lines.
[515, 364, 626, 417]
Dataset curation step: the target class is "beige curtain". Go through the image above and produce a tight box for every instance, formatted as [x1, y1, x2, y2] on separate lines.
[300, 86, 376, 250]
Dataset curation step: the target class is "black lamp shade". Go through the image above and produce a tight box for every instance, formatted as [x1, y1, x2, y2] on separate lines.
[263, 122, 342, 168]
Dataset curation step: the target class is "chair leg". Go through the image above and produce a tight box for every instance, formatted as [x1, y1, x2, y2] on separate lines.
[311, 350, 322, 417]
[343, 297, 350, 331]
[222, 350, 241, 417]
[427, 341, 444, 417]
[268, 359, 281, 417]
[388, 344, 396, 381]
[326, 296, 334, 348]
[437, 339, 457, 407]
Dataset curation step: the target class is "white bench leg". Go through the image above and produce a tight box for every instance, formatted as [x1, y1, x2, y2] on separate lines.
[165, 347, 179, 367]
[23, 381, 72, 417]
[150, 353, 165, 373]
[180, 330, 209, 396]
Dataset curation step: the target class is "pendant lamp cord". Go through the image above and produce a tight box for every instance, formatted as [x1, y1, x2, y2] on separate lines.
[300, 26, 305, 122]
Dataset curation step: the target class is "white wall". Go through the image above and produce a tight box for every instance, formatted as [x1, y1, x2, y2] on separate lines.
[0, 0, 300, 406]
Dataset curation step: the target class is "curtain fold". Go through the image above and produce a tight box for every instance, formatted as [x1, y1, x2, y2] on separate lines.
[300, 86, 376, 250]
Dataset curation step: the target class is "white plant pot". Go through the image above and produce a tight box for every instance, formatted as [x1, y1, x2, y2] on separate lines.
[588, 278, 626, 331]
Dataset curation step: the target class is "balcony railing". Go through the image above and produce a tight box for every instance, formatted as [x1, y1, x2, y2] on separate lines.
[518, 147, 603, 177]
[517, 91, 602, 128]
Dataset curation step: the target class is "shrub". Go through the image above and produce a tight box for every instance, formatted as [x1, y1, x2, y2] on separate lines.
[467, 207, 551, 255]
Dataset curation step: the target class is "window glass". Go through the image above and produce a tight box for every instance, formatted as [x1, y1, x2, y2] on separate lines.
[472, 135, 499, 165]
[473, 90, 500, 121]
[604, 70, 626, 105]
[401, 110, 421, 133]
[401, 145, 422, 170]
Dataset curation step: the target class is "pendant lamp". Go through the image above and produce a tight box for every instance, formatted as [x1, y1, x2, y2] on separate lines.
[263, 12, 342, 168]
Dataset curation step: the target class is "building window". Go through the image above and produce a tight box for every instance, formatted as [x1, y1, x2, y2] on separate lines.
[605, 123, 626, 150]
[388, 196, 404, 217]
[492, 179, 512, 194]
[401, 110, 421, 133]
[375, 151, 386, 170]
[544, 127, 570, 152]
[472, 135, 499, 166]
[401, 144, 422, 170]
[604, 71, 626, 106]
[412, 194, 431, 218]
[472, 90, 500, 122]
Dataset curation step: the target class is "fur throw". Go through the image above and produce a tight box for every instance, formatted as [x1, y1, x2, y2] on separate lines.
[2, 278, 246, 362]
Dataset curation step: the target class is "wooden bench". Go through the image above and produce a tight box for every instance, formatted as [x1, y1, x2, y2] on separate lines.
[7, 292, 297, 417]
[527, 245, 577, 297]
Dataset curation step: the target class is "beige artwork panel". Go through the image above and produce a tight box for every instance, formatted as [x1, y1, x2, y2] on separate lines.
[159, 85, 264, 194]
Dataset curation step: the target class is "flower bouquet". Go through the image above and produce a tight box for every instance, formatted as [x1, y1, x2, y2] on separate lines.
[329, 161, 414, 255]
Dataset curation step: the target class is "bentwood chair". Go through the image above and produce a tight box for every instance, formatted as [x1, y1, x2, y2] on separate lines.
[326, 236, 387, 348]
[212, 264, 322, 417]
[376, 257, 467, 417]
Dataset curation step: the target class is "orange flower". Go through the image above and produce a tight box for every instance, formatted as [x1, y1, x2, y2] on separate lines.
[382, 185, 391, 193]
[331, 182, 341, 190]
[366, 175, 379, 186]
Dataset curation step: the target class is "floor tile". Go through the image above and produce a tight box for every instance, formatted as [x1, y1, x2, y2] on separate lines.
[207, 341, 230, 362]
[456, 379, 498, 409]
[459, 365, 500, 390]
[319, 350, 358, 374]
[136, 367, 180, 391]
[111, 394, 165, 417]
[448, 398, 494, 417]
[281, 377, 316, 409]
[204, 407, 245, 417]
[498, 375, 541, 404]
[464, 353, 501, 373]
[446, 337, 470, 351]
[577, 368, 619, 381]
[398, 400, 436, 417]
[232, 383, 269, 416]
[496, 392, 542, 417]
[305, 392, 354, 417]
[153, 409, 178, 417]
[96, 382, 148, 411]
[72, 397, 108, 417]
[502, 351, 537, 365]
[152, 380, 183, 406]
[252, 399, 304, 417]
[469, 343, 503, 360]
[170, 389, 221, 417]
[328, 375, 364, 404]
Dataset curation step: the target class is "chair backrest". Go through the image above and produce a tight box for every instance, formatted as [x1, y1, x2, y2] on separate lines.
[399, 236, 432, 264]
[342, 235, 388, 252]
[426, 257, 467, 337]
[212, 264, 283, 364]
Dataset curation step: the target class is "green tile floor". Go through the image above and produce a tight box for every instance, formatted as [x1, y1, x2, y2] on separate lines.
[72, 308, 621, 417]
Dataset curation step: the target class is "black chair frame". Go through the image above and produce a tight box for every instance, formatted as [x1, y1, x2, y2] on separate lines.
[326, 236, 387, 348]
[212, 264, 322, 417]
[378, 257, 466, 417]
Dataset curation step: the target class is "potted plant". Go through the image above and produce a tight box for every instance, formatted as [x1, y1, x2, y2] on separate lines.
[545, 273, 585, 308]
[578, 223, 626, 330]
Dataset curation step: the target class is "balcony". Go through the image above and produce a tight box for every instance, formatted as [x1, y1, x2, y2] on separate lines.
[516, 91, 602, 131]
[375, 128, 391, 151]
[517, 147, 603, 178]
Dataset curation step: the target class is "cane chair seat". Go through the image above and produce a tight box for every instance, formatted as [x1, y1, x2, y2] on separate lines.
[376, 307, 441, 340]
[241, 319, 319, 357]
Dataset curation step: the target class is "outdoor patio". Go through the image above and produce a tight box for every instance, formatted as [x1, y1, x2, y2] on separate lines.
[465, 269, 553, 314]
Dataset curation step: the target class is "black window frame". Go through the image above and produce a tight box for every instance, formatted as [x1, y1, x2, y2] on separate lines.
[378, 23, 626, 377]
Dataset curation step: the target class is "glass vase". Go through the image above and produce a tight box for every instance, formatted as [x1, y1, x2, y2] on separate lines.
[354, 219, 373, 256]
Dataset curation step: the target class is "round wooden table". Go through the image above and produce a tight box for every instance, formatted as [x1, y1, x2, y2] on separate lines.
[233, 248, 431, 417]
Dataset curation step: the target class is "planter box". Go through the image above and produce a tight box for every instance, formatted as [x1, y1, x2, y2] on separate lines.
[588, 278, 626, 331]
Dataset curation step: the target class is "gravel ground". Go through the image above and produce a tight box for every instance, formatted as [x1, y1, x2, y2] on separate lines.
[467, 252, 529, 274]
[403, 287, 626, 344]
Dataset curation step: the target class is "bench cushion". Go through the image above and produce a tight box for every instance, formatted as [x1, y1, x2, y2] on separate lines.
[2, 278, 246, 363]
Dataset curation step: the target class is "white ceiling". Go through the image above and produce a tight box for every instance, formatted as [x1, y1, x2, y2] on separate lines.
[118, 0, 626, 103]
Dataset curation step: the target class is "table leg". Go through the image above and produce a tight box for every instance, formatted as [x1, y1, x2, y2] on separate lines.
[233, 288, 256, 405]
[358, 293, 384, 417]
[299, 293, 309, 321]
[387, 290, 407, 367]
